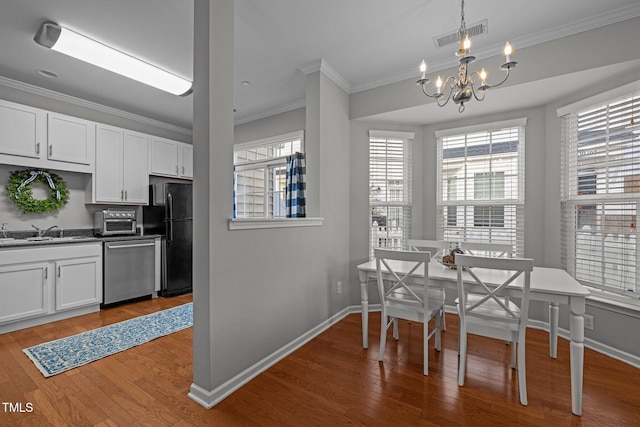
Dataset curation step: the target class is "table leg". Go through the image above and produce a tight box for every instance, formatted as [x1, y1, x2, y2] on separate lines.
[359, 271, 369, 349]
[549, 302, 559, 358]
[569, 296, 586, 416]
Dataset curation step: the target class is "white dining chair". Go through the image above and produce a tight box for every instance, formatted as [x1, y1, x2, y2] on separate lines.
[459, 241, 513, 258]
[375, 248, 445, 376]
[406, 239, 449, 258]
[454, 253, 534, 405]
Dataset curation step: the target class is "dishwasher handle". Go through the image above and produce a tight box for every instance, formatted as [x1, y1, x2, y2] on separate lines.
[106, 242, 155, 249]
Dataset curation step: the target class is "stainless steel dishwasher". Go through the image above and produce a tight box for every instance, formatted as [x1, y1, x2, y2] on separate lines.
[103, 239, 156, 305]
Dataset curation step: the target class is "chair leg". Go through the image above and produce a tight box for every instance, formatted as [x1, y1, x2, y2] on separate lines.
[511, 342, 517, 369]
[517, 341, 528, 405]
[378, 314, 387, 362]
[458, 328, 467, 386]
[423, 318, 429, 376]
[441, 308, 447, 332]
[435, 310, 442, 352]
[393, 317, 399, 340]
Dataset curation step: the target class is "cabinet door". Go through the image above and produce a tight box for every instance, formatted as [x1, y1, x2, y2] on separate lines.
[150, 137, 179, 176]
[122, 131, 149, 204]
[180, 143, 193, 179]
[95, 125, 124, 203]
[47, 113, 95, 165]
[0, 263, 49, 324]
[0, 100, 44, 159]
[55, 256, 101, 311]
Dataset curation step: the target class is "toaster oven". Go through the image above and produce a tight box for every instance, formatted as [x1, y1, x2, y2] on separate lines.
[94, 209, 137, 236]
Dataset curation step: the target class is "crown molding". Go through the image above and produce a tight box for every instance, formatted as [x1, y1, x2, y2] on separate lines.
[0, 75, 192, 136]
[351, 4, 640, 94]
[298, 59, 351, 93]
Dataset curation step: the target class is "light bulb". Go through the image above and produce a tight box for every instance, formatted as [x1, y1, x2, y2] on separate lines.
[480, 68, 487, 81]
[436, 76, 443, 91]
[419, 60, 427, 79]
[463, 35, 471, 50]
[504, 42, 513, 63]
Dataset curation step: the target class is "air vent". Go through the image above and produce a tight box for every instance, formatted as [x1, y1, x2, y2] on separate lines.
[433, 19, 488, 48]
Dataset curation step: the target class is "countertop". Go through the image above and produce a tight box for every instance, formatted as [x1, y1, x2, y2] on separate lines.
[0, 230, 162, 249]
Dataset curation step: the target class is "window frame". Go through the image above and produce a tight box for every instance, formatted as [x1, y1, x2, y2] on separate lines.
[435, 118, 527, 256]
[368, 130, 414, 260]
[559, 81, 640, 305]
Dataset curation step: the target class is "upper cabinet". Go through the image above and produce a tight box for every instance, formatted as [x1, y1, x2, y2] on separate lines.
[150, 136, 193, 180]
[0, 99, 94, 174]
[0, 99, 44, 159]
[47, 113, 95, 167]
[89, 124, 149, 205]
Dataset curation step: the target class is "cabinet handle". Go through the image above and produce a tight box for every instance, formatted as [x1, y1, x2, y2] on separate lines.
[58, 266, 61, 278]
[176, 165, 179, 174]
[36, 142, 40, 155]
[44, 266, 48, 279]
[124, 190, 128, 200]
[182, 166, 185, 174]
[121, 190, 124, 200]
[49, 145, 53, 157]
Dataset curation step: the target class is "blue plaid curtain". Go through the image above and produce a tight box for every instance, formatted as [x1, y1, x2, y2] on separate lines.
[286, 152, 306, 218]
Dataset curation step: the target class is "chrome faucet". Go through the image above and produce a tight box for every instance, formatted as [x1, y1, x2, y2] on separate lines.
[32, 224, 59, 238]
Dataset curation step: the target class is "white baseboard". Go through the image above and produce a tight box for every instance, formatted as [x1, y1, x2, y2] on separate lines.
[188, 306, 352, 409]
[189, 302, 640, 409]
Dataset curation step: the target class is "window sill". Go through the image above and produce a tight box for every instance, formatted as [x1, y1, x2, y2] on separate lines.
[586, 289, 640, 317]
[228, 217, 324, 230]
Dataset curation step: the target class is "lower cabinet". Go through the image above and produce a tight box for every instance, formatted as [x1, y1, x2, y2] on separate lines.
[0, 262, 49, 324]
[0, 243, 102, 331]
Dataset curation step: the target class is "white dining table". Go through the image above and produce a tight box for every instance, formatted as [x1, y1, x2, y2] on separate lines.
[357, 259, 591, 416]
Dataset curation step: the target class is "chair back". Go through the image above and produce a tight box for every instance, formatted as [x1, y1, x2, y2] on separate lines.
[459, 241, 513, 258]
[455, 254, 533, 332]
[375, 248, 430, 311]
[406, 239, 448, 258]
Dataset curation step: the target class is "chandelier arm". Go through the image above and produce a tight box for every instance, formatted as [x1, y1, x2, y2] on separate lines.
[470, 81, 486, 102]
[435, 76, 457, 107]
[419, 82, 440, 98]
[470, 67, 512, 90]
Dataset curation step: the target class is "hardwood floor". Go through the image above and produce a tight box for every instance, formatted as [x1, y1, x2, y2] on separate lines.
[1, 295, 639, 426]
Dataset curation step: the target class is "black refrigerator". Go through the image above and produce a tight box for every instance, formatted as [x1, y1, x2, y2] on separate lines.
[143, 182, 192, 297]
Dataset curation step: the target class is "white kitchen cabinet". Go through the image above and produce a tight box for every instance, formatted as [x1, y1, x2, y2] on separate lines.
[0, 99, 94, 173]
[47, 113, 95, 166]
[92, 124, 149, 204]
[55, 256, 101, 311]
[180, 143, 193, 179]
[150, 136, 193, 180]
[0, 99, 44, 159]
[0, 243, 103, 332]
[0, 262, 49, 324]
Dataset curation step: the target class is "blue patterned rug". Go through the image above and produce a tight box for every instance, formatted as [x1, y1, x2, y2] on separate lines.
[23, 302, 193, 377]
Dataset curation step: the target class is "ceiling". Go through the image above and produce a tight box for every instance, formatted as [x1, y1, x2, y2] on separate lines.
[0, 0, 639, 132]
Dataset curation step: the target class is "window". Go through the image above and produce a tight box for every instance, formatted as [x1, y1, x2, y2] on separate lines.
[560, 85, 640, 303]
[436, 119, 526, 255]
[233, 131, 303, 218]
[369, 130, 413, 259]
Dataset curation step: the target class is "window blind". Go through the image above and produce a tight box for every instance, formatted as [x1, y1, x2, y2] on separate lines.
[369, 133, 412, 259]
[437, 123, 525, 256]
[561, 91, 640, 300]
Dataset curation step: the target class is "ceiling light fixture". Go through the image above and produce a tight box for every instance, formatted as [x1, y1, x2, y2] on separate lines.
[34, 22, 192, 96]
[417, 0, 516, 112]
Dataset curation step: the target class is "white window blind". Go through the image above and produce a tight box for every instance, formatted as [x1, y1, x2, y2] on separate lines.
[561, 90, 640, 301]
[233, 131, 303, 218]
[369, 131, 413, 259]
[436, 121, 525, 256]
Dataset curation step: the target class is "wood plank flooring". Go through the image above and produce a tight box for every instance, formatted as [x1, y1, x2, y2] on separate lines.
[1, 295, 640, 426]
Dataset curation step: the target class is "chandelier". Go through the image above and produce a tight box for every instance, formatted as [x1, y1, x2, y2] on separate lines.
[416, 0, 517, 112]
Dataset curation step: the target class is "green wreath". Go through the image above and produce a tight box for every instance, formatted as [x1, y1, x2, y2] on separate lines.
[6, 169, 69, 214]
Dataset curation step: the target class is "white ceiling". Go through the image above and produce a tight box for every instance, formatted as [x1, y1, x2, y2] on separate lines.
[0, 0, 639, 132]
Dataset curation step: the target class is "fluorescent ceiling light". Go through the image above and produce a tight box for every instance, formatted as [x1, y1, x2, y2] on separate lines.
[34, 22, 192, 96]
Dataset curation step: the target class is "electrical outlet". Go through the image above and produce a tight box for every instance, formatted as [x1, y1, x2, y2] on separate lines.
[337, 281, 342, 294]
[584, 314, 594, 330]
